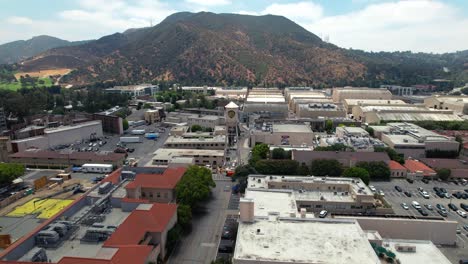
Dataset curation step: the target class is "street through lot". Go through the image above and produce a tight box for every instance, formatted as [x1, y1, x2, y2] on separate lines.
[371, 178, 468, 263]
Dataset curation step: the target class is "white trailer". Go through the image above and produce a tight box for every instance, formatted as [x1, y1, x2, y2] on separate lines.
[120, 136, 142, 143]
[81, 164, 113, 174]
[131, 129, 146, 135]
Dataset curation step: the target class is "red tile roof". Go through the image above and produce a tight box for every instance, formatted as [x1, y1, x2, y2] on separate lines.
[104, 203, 177, 247]
[125, 167, 186, 190]
[102, 168, 122, 184]
[404, 159, 436, 176]
[388, 160, 406, 170]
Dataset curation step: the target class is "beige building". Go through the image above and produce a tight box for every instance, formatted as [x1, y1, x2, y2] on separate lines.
[244, 88, 288, 119]
[164, 135, 226, 150]
[424, 95, 468, 114]
[353, 104, 463, 124]
[296, 103, 347, 118]
[151, 148, 224, 167]
[144, 109, 161, 124]
[0, 137, 11, 162]
[343, 99, 407, 113]
[332, 87, 392, 103]
[215, 87, 248, 99]
[375, 123, 459, 158]
[250, 123, 314, 146]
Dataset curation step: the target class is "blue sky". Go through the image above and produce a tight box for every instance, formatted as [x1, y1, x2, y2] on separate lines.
[1, 0, 468, 53]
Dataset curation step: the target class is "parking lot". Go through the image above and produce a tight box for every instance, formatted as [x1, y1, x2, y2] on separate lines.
[371, 178, 468, 262]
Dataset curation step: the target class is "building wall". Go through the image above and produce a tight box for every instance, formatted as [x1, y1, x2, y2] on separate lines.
[346, 217, 458, 245]
[153, 155, 224, 167]
[0, 137, 10, 162]
[93, 114, 123, 135]
[164, 140, 226, 150]
[187, 116, 224, 129]
[9, 155, 124, 168]
[46, 122, 103, 147]
[296, 106, 347, 119]
[11, 137, 49, 153]
[332, 89, 392, 103]
[390, 168, 407, 178]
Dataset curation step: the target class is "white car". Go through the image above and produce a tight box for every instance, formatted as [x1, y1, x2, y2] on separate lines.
[457, 210, 467, 218]
[378, 190, 385, 196]
[319, 210, 328, 218]
[369, 185, 377, 192]
[412, 201, 421, 210]
[420, 191, 430, 199]
[401, 203, 409, 210]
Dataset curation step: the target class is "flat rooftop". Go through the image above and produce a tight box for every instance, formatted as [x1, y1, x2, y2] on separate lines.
[244, 190, 298, 217]
[375, 112, 463, 122]
[272, 124, 312, 133]
[44, 121, 102, 134]
[164, 135, 226, 144]
[344, 99, 406, 105]
[153, 148, 225, 159]
[384, 239, 451, 264]
[246, 97, 286, 103]
[234, 218, 379, 264]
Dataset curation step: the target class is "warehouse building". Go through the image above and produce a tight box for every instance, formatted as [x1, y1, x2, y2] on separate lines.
[10, 121, 103, 153]
[296, 102, 347, 118]
[9, 149, 126, 168]
[244, 88, 288, 119]
[164, 134, 226, 150]
[151, 148, 224, 167]
[419, 158, 468, 179]
[372, 123, 460, 158]
[332, 87, 392, 103]
[165, 112, 224, 128]
[353, 104, 463, 123]
[343, 99, 407, 113]
[292, 150, 390, 167]
[215, 87, 248, 100]
[424, 95, 468, 114]
[250, 123, 314, 146]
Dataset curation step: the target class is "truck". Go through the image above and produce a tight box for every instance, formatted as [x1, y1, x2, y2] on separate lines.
[81, 164, 113, 174]
[120, 136, 142, 143]
[131, 130, 146, 135]
[144, 133, 159, 139]
[132, 120, 146, 127]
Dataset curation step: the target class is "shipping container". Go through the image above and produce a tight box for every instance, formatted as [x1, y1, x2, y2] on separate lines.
[81, 164, 113, 174]
[130, 129, 146, 135]
[120, 136, 142, 143]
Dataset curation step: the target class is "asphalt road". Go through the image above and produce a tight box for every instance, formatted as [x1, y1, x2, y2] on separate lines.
[168, 179, 232, 264]
[371, 178, 468, 263]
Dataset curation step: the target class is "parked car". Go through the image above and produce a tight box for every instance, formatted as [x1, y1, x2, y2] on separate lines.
[433, 187, 441, 193]
[420, 191, 430, 199]
[454, 192, 463, 199]
[406, 178, 414, 184]
[412, 201, 421, 210]
[401, 203, 409, 210]
[417, 187, 424, 192]
[437, 209, 448, 217]
[424, 204, 433, 211]
[440, 188, 447, 193]
[449, 203, 459, 211]
[404, 191, 412, 197]
[395, 186, 403, 192]
[436, 192, 446, 198]
[444, 193, 451, 199]
[418, 209, 429, 216]
[436, 204, 447, 211]
[369, 185, 377, 192]
[422, 178, 430, 184]
[461, 203, 468, 211]
[457, 210, 467, 218]
[378, 190, 385, 196]
[319, 210, 328, 218]
[463, 225, 468, 232]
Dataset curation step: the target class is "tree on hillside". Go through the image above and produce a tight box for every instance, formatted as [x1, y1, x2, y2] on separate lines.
[343, 167, 370, 185]
[356, 161, 390, 180]
[175, 165, 216, 208]
[436, 168, 451, 181]
[310, 159, 343, 176]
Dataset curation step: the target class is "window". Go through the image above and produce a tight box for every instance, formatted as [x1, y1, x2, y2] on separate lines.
[157, 193, 161, 198]
[142, 192, 146, 198]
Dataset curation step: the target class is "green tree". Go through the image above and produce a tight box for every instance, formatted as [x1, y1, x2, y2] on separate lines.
[314, 144, 351, 152]
[271, 148, 287, 159]
[122, 119, 129, 131]
[175, 165, 216, 208]
[252, 143, 269, 159]
[254, 160, 299, 175]
[310, 159, 343, 176]
[343, 167, 370, 185]
[325, 120, 333, 133]
[375, 147, 404, 164]
[191, 124, 203, 132]
[436, 168, 451, 181]
[233, 165, 256, 193]
[356, 161, 390, 180]
[0, 163, 25, 185]
[365, 127, 375, 137]
[297, 163, 310, 176]
[177, 204, 192, 231]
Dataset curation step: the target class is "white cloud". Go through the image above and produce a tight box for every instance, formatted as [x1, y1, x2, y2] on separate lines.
[6, 16, 33, 25]
[238, 0, 468, 53]
[185, 0, 231, 6]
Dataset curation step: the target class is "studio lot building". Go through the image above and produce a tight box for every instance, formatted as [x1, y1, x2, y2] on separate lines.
[332, 87, 392, 103]
[292, 150, 390, 167]
[250, 123, 314, 146]
[9, 149, 126, 168]
[164, 135, 226, 150]
[151, 148, 224, 167]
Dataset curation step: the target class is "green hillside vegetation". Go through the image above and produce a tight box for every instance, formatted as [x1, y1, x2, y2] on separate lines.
[0, 75, 53, 91]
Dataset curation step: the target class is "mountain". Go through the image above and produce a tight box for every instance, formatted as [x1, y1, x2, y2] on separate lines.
[0, 35, 89, 65]
[14, 12, 468, 87]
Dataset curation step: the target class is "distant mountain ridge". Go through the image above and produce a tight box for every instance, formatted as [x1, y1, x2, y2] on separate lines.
[0, 35, 89, 65]
[6, 12, 468, 87]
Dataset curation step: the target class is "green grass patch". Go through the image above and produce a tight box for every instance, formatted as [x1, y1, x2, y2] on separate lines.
[0, 77, 53, 91]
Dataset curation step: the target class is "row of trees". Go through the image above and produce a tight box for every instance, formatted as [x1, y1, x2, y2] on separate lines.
[167, 166, 216, 255]
[0, 163, 25, 186]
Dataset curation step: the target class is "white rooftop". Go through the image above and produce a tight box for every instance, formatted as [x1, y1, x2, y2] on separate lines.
[272, 124, 312, 133]
[245, 190, 298, 217]
[234, 218, 379, 264]
[383, 239, 451, 264]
